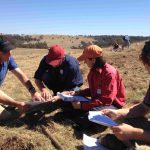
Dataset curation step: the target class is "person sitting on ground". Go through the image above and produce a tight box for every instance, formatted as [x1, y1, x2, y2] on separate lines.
[0, 40, 44, 120]
[67, 45, 126, 111]
[112, 42, 120, 52]
[34, 44, 83, 99]
[101, 40, 150, 148]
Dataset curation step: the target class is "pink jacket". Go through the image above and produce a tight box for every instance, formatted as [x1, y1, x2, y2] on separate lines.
[79, 63, 125, 110]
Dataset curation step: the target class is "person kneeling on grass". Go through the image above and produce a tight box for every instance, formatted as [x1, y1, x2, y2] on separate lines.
[34, 44, 83, 98]
[101, 41, 150, 149]
[68, 45, 126, 111]
[0, 39, 45, 120]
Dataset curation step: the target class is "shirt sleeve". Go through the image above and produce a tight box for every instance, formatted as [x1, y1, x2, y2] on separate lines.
[8, 56, 18, 71]
[64, 62, 83, 90]
[34, 57, 47, 81]
[82, 72, 118, 110]
[78, 88, 91, 97]
[142, 85, 150, 108]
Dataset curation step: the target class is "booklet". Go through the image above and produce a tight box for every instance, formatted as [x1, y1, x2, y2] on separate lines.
[57, 92, 89, 102]
[88, 111, 118, 127]
[83, 134, 109, 150]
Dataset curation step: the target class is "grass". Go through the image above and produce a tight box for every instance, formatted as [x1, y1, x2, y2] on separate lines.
[31, 34, 96, 49]
[0, 127, 55, 150]
[0, 41, 150, 149]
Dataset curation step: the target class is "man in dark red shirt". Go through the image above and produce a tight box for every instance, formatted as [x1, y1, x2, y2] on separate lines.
[71, 45, 125, 110]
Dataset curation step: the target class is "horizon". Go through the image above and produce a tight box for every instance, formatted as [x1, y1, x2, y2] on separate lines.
[1, 33, 150, 37]
[1, 0, 150, 36]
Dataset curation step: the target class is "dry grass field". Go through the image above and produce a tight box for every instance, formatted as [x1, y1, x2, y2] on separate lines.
[31, 34, 96, 49]
[0, 41, 150, 150]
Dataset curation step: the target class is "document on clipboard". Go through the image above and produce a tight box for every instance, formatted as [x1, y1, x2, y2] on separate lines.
[88, 111, 118, 127]
[57, 92, 89, 102]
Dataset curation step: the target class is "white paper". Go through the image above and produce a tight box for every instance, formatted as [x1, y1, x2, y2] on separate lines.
[83, 134, 109, 150]
[88, 111, 118, 127]
[57, 92, 89, 102]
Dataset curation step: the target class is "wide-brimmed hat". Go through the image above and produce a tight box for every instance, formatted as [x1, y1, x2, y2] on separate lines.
[78, 45, 103, 61]
[46, 45, 65, 67]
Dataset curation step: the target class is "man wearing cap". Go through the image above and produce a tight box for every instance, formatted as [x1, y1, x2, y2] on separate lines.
[70, 45, 125, 111]
[34, 44, 83, 99]
[0, 40, 44, 116]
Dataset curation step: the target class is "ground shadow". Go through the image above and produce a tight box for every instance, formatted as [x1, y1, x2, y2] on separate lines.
[48, 111, 107, 139]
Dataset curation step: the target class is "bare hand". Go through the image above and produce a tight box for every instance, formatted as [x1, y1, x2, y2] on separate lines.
[42, 88, 52, 101]
[71, 101, 81, 109]
[52, 96, 61, 102]
[111, 123, 138, 141]
[18, 101, 44, 113]
[101, 109, 121, 120]
[62, 91, 79, 96]
[32, 92, 45, 102]
[18, 102, 32, 113]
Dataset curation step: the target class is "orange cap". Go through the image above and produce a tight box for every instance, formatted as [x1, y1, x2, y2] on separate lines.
[77, 45, 103, 61]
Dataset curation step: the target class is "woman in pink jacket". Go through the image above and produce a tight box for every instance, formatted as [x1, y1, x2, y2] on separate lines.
[71, 45, 126, 111]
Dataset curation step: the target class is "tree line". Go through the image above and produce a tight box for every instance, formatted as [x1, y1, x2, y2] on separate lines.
[1, 34, 150, 49]
[0, 34, 48, 49]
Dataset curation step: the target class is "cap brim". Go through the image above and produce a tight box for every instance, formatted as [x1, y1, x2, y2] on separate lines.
[77, 54, 86, 61]
[3, 44, 16, 52]
[1, 43, 16, 53]
[46, 57, 63, 67]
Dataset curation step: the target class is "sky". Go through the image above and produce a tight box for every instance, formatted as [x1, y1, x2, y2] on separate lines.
[0, 0, 150, 36]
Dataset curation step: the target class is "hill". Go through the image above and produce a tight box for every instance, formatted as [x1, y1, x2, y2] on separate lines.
[1, 34, 150, 49]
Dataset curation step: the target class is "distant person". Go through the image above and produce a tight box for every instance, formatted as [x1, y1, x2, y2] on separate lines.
[0, 40, 44, 120]
[122, 35, 130, 50]
[34, 44, 83, 99]
[67, 45, 125, 111]
[112, 42, 121, 52]
[101, 41, 150, 149]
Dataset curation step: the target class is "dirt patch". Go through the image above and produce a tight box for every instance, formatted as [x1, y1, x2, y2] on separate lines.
[1, 136, 34, 150]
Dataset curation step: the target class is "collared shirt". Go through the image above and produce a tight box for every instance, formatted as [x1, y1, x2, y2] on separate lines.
[143, 84, 150, 108]
[79, 63, 125, 110]
[0, 56, 18, 86]
[34, 55, 83, 92]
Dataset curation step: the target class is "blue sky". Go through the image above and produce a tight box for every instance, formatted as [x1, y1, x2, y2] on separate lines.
[0, 0, 150, 36]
